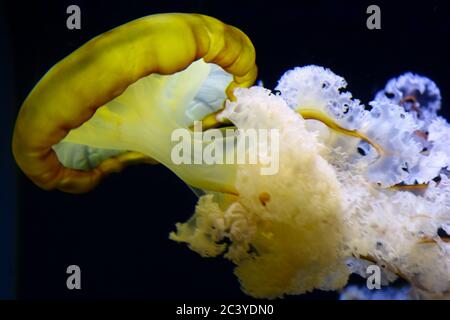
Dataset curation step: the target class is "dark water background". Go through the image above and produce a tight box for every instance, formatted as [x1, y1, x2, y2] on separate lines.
[1, 0, 450, 299]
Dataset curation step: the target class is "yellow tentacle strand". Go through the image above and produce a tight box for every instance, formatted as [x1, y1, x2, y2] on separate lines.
[298, 108, 386, 156]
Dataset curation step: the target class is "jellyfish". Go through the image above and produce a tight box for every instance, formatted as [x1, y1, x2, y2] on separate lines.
[12, 13, 450, 299]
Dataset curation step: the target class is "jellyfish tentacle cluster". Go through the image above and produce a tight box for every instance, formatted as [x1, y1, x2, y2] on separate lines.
[172, 79, 450, 299]
[12, 13, 450, 299]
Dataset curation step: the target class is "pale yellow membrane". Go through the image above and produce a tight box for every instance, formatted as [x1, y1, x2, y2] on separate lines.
[62, 60, 239, 194]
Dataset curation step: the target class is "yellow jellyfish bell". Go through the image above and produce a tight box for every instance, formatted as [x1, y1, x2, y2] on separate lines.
[12, 13, 257, 194]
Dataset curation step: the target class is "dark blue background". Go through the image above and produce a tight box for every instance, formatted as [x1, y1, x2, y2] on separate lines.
[1, 0, 450, 299]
